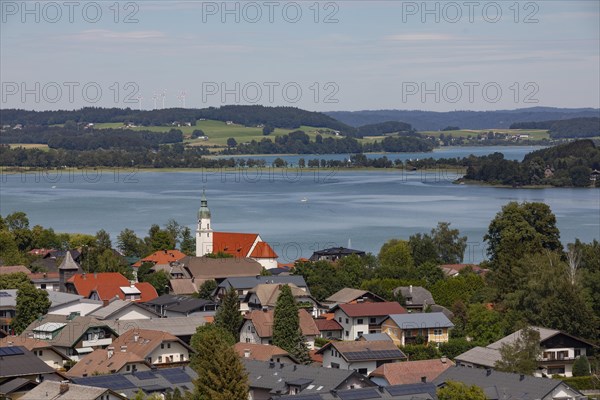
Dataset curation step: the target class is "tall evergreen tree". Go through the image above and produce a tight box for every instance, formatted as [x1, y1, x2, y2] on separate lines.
[272, 285, 310, 364]
[214, 287, 243, 340]
[189, 325, 248, 400]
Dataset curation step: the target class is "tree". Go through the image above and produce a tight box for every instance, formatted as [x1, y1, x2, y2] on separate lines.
[191, 129, 205, 139]
[143, 270, 170, 295]
[214, 288, 243, 340]
[437, 381, 487, 400]
[0, 272, 30, 290]
[431, 222, 467, 264]
[572, 355, 591, 376]
[409, 233, 439, 266]
[12, 283, 51, 334]
[95, 229, 112, 251]
[262, 125, 274, 135]
[147, 225, 176, 251]
[377, 239, 414, 279]
[495, 326, 541, 375]
[226, 137, 238, 147]
[189, 325, 248, 400]
[272, 285, 310, 364]
[196, 280, 217, 300]
[117, 228, 146, 257]
[179, 227, 195, 255]
[464, 303, 508, 345]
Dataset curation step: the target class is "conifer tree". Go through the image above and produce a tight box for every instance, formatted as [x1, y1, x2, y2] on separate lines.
[189, 325, 248, 400]
[214, 287, 243, 340]
[272, 284, 310, 364]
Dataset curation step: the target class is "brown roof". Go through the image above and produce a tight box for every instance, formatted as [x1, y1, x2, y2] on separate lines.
[0, 265, 30, 275]
[245, 309, 319, 338]
[169, 278, 204, 295]
[133, 250, 187, 267]
[248, 284, 310, 307]
[326, 288, 374, 304]
[370, 359, 454, 385]
[337, 302, 406, 317]
[233, 343, 291, 362]
[0, 336, 65, 354]
[66, 348, 146, 377]
[181, 256, 263, 280]
[111, 328, 191, 358]
[317, 340, 406, 362]
[314, 318, 343, 332]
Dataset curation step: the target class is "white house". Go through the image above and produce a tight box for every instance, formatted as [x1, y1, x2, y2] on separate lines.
[332, 302, 406, 340]
[317, 339, 406, 376]
[240, 309, 319, 349]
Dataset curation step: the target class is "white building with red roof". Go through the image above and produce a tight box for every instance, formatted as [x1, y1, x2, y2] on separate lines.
[195, 191, 278, 269]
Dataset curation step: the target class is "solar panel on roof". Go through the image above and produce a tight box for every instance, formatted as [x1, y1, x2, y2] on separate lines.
[0, 346, 25, 356]
[338, 388, 381, 400]
[0, 292, 11, 297]
[385, 383, 436, 397]
[160, 369, 192, 384]
[80, 374, 133, 390]
[134, 370, 156, 380]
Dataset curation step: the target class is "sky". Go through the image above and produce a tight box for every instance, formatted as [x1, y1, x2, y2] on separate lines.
[1, 0, 599, 112]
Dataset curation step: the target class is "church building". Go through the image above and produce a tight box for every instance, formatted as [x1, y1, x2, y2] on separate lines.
[195, 192, 278, 269]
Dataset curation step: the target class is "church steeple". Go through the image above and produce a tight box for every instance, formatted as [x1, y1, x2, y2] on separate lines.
[196, 190, 213, 257]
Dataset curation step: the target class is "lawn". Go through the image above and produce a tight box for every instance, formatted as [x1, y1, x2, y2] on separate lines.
[8, 143, 49, 151]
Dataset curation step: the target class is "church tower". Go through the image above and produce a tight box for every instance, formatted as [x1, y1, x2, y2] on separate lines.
[195, 190, 213, 256]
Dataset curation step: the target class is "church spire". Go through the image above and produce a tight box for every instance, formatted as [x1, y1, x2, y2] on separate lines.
[198, 189, 211, 220]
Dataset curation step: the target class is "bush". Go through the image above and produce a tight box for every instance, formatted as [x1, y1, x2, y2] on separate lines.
[558, 376, 595, 390]
[572, 355, 591, 377]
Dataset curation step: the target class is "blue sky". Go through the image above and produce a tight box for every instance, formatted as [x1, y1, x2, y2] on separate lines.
[1, 1, 599, 111]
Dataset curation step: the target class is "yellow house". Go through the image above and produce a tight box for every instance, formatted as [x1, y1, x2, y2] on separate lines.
[381, 313, 453, 346]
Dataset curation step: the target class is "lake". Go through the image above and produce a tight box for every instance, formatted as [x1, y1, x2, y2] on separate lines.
[1, 146, 598, 264]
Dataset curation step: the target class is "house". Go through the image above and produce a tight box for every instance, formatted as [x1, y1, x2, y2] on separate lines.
[0, 346, 66, 399]
[276, 383, 439, 399]
[244, 283, 324, 317]
[317, 340, 406, 375]
[240, 309, 319, 349]
[30, 249, 81, 274]
[71, 367, 198, 398]
[314, 318, 344, 340]
[234, 343, 297, 364]
[455, 326, 598, 377]
[106, 316, 207, 344]
[243, 359, 375, 398]
[215, 275, 309, 301]
[393, 285, 435, 312]
[21, 314, 118, 361]
[0, 337, 70, 370]
[439, 263, 488, 277]
[194, 192, 279, 269]
[0, 265, 30, 275]
[47, 298, 104, 317]
[179, 257, 264, 283]
[168, 278, 201, 295]
[358, 333, 393, 342]
[332, 302, 406, 340]
[21, 381, 127, 400]
[67, 328, 194, 377]
[87, 298, 161, 320]
[381, 313, 454, 346]
[142, 294, 217, 317]
[0, 289, 17, 334]
[132, 249, 187, 268]
[151, 262, 191, 279]
[324, 288, 386, 307]
[66, 272, 158, 303]
[370, 358, 454, 386]
[434, 365, 585, 400]
[30, 271, 60, 291]
[309, 247, 366, 262]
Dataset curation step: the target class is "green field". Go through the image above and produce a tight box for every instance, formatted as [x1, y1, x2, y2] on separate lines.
[93, 120, 341, 147]
[8, 143, 49, 151]
[420, 129, 550, 141]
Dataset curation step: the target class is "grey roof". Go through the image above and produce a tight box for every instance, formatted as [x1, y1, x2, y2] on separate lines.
[395, 287, 435, 307]
[218, 275, 308, 290]
[0, 377, 35, 394]
[143, 294, 217, 314]
[386, 313, 454, 329]
[277, 383, 438, 399]
[359, 333, 393, 342]
[106, 316, 206, 337]
[0, 289, 17, 308]
[0, 346, 56, 378]
[433, 365, 583, 400]
[88, 299, 159, 320]
[58, 251, 80, 270]
[21, 315, 115, 348]
[487, 326, 596, 350]
[21, 380, 123, 400]
[71, 367, 198, 398]
[243, 359, 373, 394]
[46, 291, 84, 308]
[454, 346, 501, 368]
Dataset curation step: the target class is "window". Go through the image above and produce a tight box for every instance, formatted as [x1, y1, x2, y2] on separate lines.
[575, 349, 581, 357]
[547, 366, 565, 375]
[357, 331, 363, 337]
[331, 363, 340, 369]
[161, 344, 165, 349]
[167, 343, 171, 349]
[247, 325, 251, 331]
[433, 328, 443, 335]
[345, 318, 349, 324]
[338, 317, 342, 322]
[41, 284, 46, 289]
[357, 368, 368, 375]
[180, 354, 184, 360]
[126, 365, 131, 371]
[245, 338, 251, 343]
[370, 318, 376, 324]
[345, 331, 349, 337]
[357, 319, 363, 324]
[157, 356, 162, 363]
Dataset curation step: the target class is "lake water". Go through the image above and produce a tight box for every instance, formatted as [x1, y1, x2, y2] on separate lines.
[1, 146, 598, 264]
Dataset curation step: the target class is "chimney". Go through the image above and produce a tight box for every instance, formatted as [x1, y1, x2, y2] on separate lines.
[244, 349, 251, 358]
[7, 341, 13, 347]
[59, 382, 69, 394]
[486, 368, 492, 376]
[421, 376, 427, 383]
[520, 374, 525, 381]
[409, 285, 413, 294]
[102, 299, 109, 307]
[269, 361, 275, 368]
[120, 345, 127, 353]
[134, 333, 139, 343]
[107, 347, 114, 358]
[82, 272, 86, 280]
[94, 272, 97, 279]
[441, 356, 447, 364]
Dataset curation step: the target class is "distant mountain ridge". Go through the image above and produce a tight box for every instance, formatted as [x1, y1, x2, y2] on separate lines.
[325, 107, 600, 131]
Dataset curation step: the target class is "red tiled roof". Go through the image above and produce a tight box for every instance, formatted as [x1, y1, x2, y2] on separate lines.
[213, 232, 258, 258]
[250, 242, 278, 259]
[337, 302, 406, 317]
[370, 359, 454, 385]
[68, 273, 158, 302]
[133, 250, 187, 267]
[314, 318, 343, 332]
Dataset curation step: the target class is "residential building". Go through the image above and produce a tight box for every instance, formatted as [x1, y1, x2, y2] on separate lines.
[243, 359, 374, 399]
[324, 288, 386, 307]
[244, 283, 324, 317]
[21, 381, 127, 400]
[132, 249, 187, 268]
[381, 313, 454, 346]
[178, 257, 264, 284]
[0, 289, 16, 334]
[317, 340, 406, 375]
[105, 316, 207, 344]
[240, 309, 319, 349]
[314, 318, 343, 340]
[0, 337, 70, 370]
[332, 302, 406, 340]
[87, 298, 160, 320]
[234, 343, 297, 364]
[455, 326, 598, 377]
[393, 285, 435, 312]
[309, 247, 366, 262]
[194, 192, 278, 269]
[215, 275, 309, 301]
[0, 265, 30, 275]
[434, 365, 585, 400]
[276, 383, 439, 400]
[47, 298, 104, 317]
[66, 272, 158, 303]
[31, 271, 60, 291]
[142, 294, 217, 317]
[369, 358, 454, 386]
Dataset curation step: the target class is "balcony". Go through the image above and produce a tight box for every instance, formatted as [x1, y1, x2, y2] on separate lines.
[82, 338, 113, 347]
